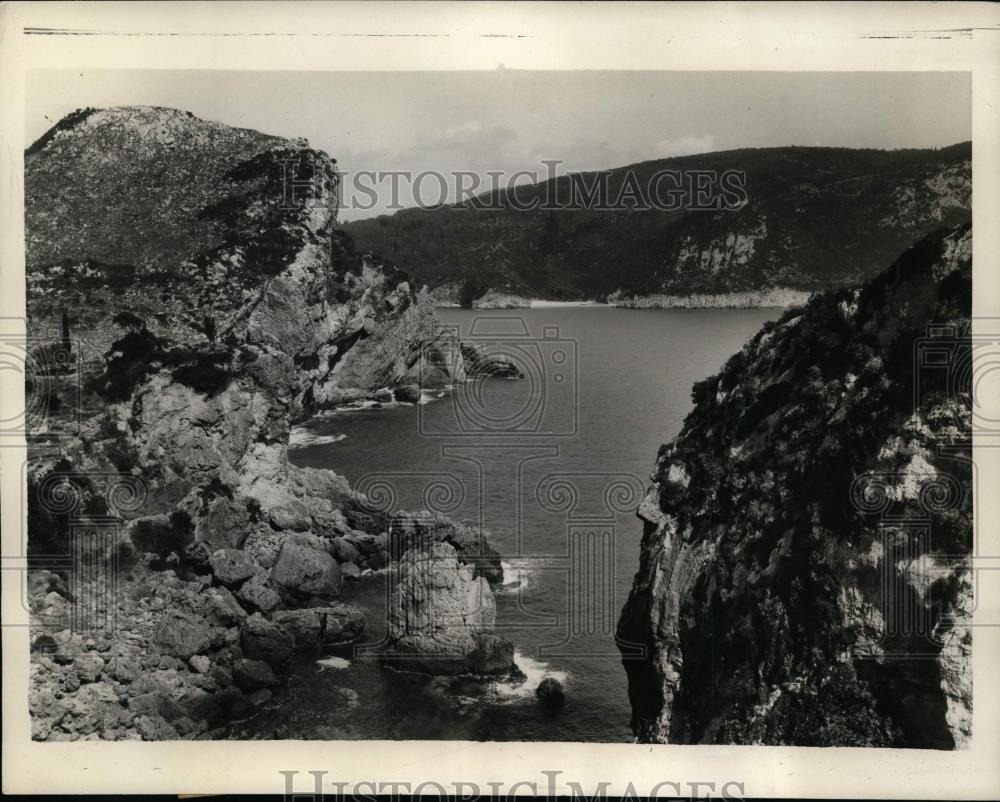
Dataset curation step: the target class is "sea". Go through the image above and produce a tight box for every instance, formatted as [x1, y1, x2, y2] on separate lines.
[239, 306, 779, 742]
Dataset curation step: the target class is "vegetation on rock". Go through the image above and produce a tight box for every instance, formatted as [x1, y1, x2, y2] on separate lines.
[345, 144, 970, 303]
[618, 223, 973, 748]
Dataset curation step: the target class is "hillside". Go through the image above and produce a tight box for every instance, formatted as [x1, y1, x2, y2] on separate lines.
[343, 143, 971, 303]
[27, 106, 350, 353]
[617, 223, 973, 748]
[25, 107, 508, 742]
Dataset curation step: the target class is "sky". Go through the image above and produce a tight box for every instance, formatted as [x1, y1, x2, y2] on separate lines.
[26, 70, 972, 220]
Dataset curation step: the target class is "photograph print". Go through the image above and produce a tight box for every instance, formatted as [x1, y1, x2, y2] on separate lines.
[21, 65, 974, 751]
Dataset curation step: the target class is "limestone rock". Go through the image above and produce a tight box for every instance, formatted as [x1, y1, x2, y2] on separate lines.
[536, 677, 565, 707]
[238, 573, 282, 614]
[209, 548, 259, 587]
[331, 536, 362, 565]
[460, 342, 525, 378]
[203, 586, 249, 627]
[195, 496, 253, 551]
[188, 655, 212, 674]
[271, 605, 365, 649]
[394, 384, 421, 403]
[74, 655, 104, 683]
[617, 224, 974, 748]
[239, 613, 294, 666]
[270, 541, 342, 601]
[389, 511, 503, 586]
[232, 658, 279, 692]
[385, 542, 513, 675]
[152, 610, 212, 660]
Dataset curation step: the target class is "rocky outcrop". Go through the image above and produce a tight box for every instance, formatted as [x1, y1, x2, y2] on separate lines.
[388, 511, 505, 586]
[384, 542, 514, 675]
[460, 342, 526, 379]
[29, 569, 256, 741]
[24, 107, 502, 740]
[609, 287, 813, 309]
[618, 224, 973, 748]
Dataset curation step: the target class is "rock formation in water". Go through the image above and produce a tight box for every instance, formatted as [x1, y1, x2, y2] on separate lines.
[345, 143, 970, 304]
[385, 542, 514, 675]
[24, 106, 500, 740]
[617, 223, 973, 748]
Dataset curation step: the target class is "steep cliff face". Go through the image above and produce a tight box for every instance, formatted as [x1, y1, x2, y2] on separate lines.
[617, 224, 973, 748]
[26, 106, 462, 410]
[27, 106, 468, 563]
[24, 107, 487, 741]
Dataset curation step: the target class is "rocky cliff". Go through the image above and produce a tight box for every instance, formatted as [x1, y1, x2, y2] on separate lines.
[345, 143, 970, 303]
[25, 107, 502, 741]
[617, 223, 973, 748]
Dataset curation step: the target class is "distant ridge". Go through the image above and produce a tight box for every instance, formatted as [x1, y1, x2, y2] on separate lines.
[344, 142, 971, 303]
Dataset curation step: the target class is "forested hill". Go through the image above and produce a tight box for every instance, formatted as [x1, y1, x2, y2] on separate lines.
[343, 142, 971, 303]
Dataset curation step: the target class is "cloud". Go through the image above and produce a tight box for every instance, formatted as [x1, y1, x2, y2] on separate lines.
[653, 134, 715, 158]
[408, 120, 519, 160]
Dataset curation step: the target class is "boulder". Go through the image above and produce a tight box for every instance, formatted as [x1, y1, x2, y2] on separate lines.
[271, 541, 342, 600]
[389, 512, 503, 585]
[238, 573, 282, 614]
[239, 613, 294, 666]
[248, 689, 273, 707]
[129, 691, 187, 722]
[137, 715, 179, 741]
[461, 342, 525, 378]
[271, 605, 365, 649]
[203, 586, 249, 627]
[536, 677, 565, 707]
[188, 655, 212, 674]
[74, 655, 104, 683]
[384, 541, 514, 675]
[232, 658, 279, 692]
[268, 499, 312, 532]
[341, 562, 361, 581]
[152, 610, 212, 660]
[331, 536, 363, 565]
[184, 686, 253, 726]
[30, 634, 59, 655]
[394, 384, 421, 403]
[195, 496, 252, 551]
[242, 526, 283, 569]
[105, 656, 142, 684]
[469, 633, 515, 675]
[209, 549, 259, 587]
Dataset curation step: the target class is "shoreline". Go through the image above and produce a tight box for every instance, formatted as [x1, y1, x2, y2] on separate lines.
[435, 299, 807, 311]
[434, 289, 813, 311]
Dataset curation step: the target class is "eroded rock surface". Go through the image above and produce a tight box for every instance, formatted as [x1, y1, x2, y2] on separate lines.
[24, 106, 503, 740]
[385, 542, 514, 675]
[618, 224, 973, 749]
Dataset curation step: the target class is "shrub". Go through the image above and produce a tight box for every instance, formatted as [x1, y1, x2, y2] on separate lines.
[130, 510, 194, 564]
[100, 323, 169, 402]
[166, 348, 237, 396]
[98, 316, 237, 402]
[110, 539, 139, 571]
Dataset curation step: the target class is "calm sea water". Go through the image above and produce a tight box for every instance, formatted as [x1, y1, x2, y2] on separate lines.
[241, 307, 778, 742]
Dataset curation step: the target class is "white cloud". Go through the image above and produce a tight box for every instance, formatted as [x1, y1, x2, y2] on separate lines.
[653, 134, 715, 159]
